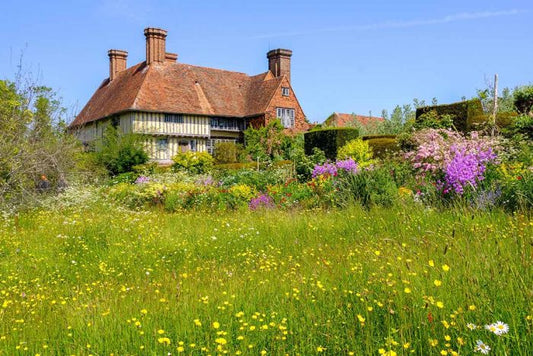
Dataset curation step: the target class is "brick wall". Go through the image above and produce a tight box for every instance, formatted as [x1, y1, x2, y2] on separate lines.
[264, 76, 310, 133]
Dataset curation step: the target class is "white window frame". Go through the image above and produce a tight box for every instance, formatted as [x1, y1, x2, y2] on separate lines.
[276, 107, 295, 128]
[282, 87, 290, 96]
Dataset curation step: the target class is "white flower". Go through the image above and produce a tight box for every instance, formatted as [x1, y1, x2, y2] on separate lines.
[467, 323, 478, 330]
[492, 321, 509, 335]
[474, 340, 491, 354]
[485, 323, 497, 333]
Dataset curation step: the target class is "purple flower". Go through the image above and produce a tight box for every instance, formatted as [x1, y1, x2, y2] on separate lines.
[336, 158, 359, 175]
[312, 162, 338, 178]
[196, 175, 215, 186]
[135, 175, 150, 184]
[312, 158, 359, 178]
[444, 148, 496, 195]
[249, 194, 275, 210]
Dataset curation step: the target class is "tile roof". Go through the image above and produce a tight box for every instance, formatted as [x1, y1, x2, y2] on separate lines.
[70, 61, 285, 128]
[325, 112, 385, 127]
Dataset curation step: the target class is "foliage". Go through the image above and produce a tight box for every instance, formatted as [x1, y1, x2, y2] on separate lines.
[497, 164, 533, 211]
[337, 166, 398, 209]
[304, 127, 359, 160]
[172, 151, 214, 174]
[414, 110, 455, 130]
[0, 79, 82, 210]
[243, 120, 285, 161]
[502, 114, 533, 140]
[337, 138, 375, 167]
[513, 85, 533, 114]
[415, 99, 485, 132]
[213, 142, 243, 164]
[362, 135, 400, 159]
[95, 125, 148, 175]
[477, 86, 515, 114]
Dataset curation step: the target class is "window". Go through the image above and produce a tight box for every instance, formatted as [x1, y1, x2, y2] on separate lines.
[210, 117, 242, 131]
[282, 87, 290, 96]
[276, 108, 295, 128]
[157, 138, 168, 151]
[164, 114, 184, 124]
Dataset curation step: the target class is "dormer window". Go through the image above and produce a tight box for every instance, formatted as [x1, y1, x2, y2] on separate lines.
[282, 87, 290, 96]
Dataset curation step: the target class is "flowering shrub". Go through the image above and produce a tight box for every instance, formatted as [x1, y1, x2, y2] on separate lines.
[406, 129, 498, 174]
[249, 193, 275, 210]
[444, 147, 496, 194]
[406, 129, 499, 195]
[312, 158, 358, 178]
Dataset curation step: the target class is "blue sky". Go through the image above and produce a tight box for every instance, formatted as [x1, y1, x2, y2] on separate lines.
[1, 0, 532, 123]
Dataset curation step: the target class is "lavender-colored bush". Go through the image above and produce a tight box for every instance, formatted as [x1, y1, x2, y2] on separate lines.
[249, 193, 275, 210]
[312, 158, 358, 178]
[444, 147, 496, 194]
[406, 129, 500, 195]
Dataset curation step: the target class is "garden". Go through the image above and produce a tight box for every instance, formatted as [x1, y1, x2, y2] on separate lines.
[0, 79, 532, 354]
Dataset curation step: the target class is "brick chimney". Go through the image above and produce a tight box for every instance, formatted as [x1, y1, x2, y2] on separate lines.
[144, 27, 168, 65]
[267, 49, 292, 82]
[108, 50, 128, 81]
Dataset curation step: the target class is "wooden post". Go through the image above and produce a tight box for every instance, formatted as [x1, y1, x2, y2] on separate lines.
[492, 74, 498, 136]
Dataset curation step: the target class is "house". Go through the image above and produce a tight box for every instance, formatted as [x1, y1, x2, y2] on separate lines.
[324, 112, 384, 130]
[69, 27, 309, 162]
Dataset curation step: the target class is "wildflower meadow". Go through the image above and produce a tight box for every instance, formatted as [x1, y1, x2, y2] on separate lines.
[0, 198, 531, 355]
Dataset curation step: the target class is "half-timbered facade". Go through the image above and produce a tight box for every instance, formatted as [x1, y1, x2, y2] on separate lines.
[69, 27, 309, 162]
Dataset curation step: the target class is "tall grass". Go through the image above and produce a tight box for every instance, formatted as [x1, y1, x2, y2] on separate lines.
[0, 203, 531, 355]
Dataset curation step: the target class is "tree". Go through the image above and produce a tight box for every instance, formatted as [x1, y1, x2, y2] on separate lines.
[0, 78, 82, 209]
[94, 125, 148, 175]
[243, 119, 285, 161]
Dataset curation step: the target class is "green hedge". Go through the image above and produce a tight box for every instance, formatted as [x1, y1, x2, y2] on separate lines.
[304, 128, 359, 160]
[415, 99, 485, 132]
[362, 135, 399, 158]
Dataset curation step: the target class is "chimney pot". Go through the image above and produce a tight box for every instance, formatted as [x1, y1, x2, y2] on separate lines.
[144, 27, 168, 65]
[267, 48, 292, 82]
[108, 49, 128, 81]
[165, 52, 178, 63]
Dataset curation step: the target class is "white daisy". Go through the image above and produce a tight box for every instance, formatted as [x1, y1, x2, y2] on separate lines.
[485, 323, 497, 333]
[474, 340, 491, 354]
[492, 321, 509, 335]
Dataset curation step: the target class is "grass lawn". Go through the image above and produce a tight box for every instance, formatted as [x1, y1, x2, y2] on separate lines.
[0, 203, 531, 355]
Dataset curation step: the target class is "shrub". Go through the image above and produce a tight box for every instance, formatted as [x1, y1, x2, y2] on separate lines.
[337, 138, 375, 167]
[405, 129, 500, 196]
[304, 127, 359, 160]
[498, 167, 533, 212]
[244, 120, 285, 161]
[213, 142, 243, 164]
[415, 99, 485, 132]
[172, 151, 214, 174]
[95, 125, 149, 176]
[337, 166, 398, 209]
[362, 135, 400, 158]
[414, 110, 455, 130]
[513, 85, 533, 114]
